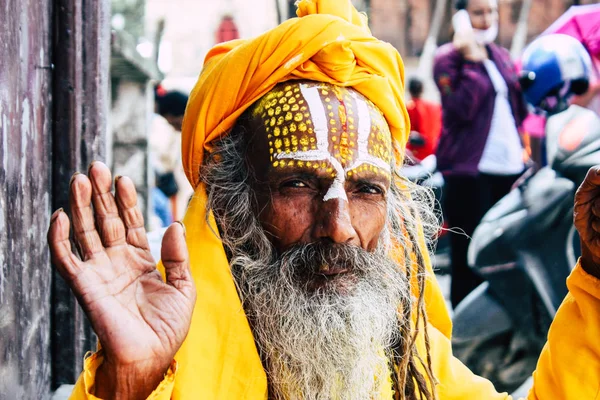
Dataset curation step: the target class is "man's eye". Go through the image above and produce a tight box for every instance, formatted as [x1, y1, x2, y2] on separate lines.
[282, 180, 308, 188]
[358, 185, 384, 195]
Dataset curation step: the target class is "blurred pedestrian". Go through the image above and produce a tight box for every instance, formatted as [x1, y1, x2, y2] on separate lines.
[151, 87, 193, 224]
[433, 0, 529, 308]
[406, 77, 442, 162]
[156, 89, 188, 131]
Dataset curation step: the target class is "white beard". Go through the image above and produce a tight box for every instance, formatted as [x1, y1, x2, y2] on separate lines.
[233, 244, 410, 400]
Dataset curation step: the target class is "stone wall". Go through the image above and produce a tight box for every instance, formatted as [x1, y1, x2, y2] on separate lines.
[0, 0, 53, 397]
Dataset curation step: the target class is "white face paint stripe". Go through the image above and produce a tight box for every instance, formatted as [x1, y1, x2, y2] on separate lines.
[276, 152, 349, 202]
[300, 84, 329, 152]
[323, 158, 348, 202]
[345, 93, 391, 174]
[274, 85, 392, 202]
[323, 178, 347, 202]
[273, 84, 348, 202]
[354, 92, 372, 155]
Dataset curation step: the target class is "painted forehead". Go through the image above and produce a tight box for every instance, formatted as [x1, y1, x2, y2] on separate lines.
[251, 81, 393, 177]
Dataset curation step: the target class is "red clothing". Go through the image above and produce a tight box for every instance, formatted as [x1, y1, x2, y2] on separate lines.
[406, 98, 442, 161]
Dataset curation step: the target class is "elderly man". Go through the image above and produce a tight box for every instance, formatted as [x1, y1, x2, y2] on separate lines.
[48, 1, 600, 399]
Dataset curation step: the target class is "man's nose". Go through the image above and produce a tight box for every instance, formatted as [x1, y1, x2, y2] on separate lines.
[484, 11, 495, 29]
[312, 198, 358, 244]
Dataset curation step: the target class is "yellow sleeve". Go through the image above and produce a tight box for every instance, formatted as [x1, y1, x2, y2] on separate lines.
[528, 262, 600, 399]
[68, 351, 177, 400]
[428, 262, 600, 399]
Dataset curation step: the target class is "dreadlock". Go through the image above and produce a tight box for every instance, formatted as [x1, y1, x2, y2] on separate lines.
[386, 161, 439, 400]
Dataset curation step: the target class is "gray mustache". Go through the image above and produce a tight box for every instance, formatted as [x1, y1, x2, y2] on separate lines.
[278, 242, 376, 279]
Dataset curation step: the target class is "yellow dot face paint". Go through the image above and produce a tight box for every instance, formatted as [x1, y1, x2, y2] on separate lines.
[252, 82, 393, 201]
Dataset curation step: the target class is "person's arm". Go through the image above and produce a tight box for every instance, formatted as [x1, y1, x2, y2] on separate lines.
[422, 265, 600, 400]
[527, 167, 600, 398]
[433, 46, 490, 123]
[426, 262, 600, 399]
[47, 162, 196, 400]
[526, 262, 600, 399]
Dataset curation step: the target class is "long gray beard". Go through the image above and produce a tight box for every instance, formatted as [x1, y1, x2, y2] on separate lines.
[202, 130, 428, 399]
[232, 242, 411, 400]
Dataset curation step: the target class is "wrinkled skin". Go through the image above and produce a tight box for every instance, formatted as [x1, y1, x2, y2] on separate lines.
[48, 81, 398, 398]
[245, 82, 392, 257]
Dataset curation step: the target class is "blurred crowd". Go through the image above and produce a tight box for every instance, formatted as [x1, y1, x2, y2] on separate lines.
[404, 0, 600, 309]
[149, 86, 193, 232]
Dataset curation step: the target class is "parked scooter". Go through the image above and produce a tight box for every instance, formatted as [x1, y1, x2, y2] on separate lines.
[452, 34, 599, 394]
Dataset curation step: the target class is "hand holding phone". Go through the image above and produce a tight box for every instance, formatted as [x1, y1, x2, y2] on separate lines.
[452, 10, 473, 36]
[452, 10, 487, 61]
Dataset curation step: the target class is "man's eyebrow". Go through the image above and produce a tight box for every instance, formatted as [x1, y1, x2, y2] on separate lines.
[268, 166, 330, 179]
[347, 170, 391, 184]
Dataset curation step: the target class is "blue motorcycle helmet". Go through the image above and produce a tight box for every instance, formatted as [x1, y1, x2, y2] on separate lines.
[519, 34, 592, 115]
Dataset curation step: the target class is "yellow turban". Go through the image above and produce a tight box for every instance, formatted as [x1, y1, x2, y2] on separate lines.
[181, 0, 410, 188]
[166, 2, 438, 398]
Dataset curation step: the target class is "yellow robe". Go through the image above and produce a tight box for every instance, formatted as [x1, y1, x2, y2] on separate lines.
[68, 0, 600, 398]
[70, 187, 600, 399]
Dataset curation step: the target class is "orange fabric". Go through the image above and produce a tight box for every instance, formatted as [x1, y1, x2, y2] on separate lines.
[181, 0, 410, 188]
[529, 262, 600, 399]
[406, 98, 441, 161]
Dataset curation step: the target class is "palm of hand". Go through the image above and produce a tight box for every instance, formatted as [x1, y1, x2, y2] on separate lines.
[76, 245, 192, 367]
[48, 162, 196, 389]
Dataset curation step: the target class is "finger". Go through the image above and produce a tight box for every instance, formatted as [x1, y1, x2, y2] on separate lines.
[161, 222, 194, 298]
[115, 175, 150, 250]
[47, 208, 82, 278]
[580, 166, 600, 192]
[88, 161, 126, 248]
[70, 173, 104, 259]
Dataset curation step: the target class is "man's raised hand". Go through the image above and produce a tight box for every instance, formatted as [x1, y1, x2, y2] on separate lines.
[47, 162, 196, 399]
[575, 166, 600, 278]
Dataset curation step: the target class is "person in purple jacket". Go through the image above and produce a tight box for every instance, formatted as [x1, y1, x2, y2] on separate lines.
[433, 0, 529, 308]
